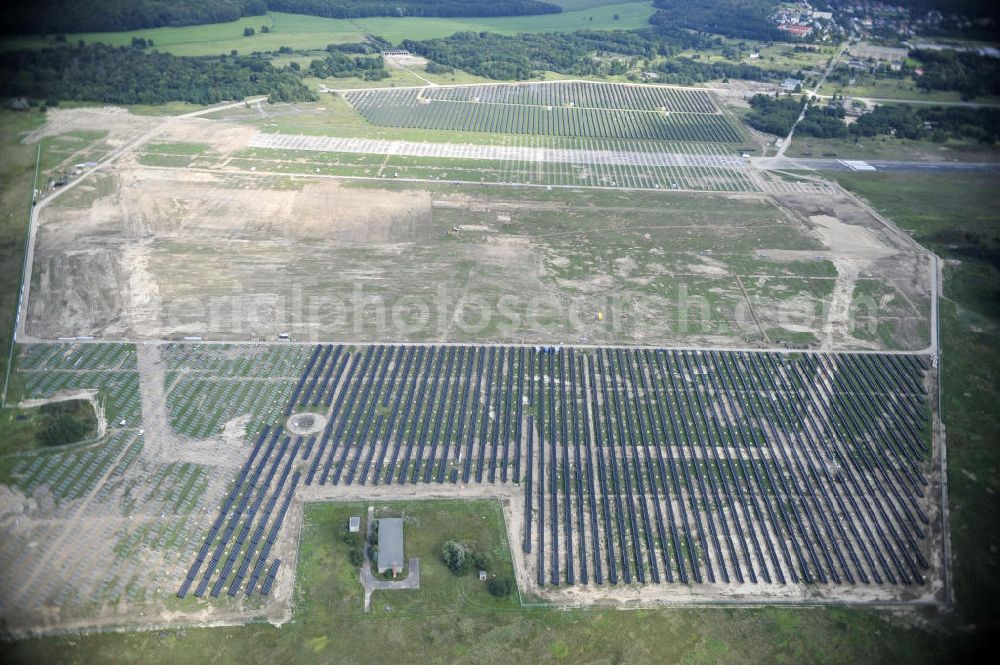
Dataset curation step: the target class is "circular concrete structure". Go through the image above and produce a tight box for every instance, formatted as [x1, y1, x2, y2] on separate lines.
[286, 412, 326, 436]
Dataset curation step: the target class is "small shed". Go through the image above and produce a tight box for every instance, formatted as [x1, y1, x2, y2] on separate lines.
[349, 516, 360, 533]
[376, 518, 404, 575]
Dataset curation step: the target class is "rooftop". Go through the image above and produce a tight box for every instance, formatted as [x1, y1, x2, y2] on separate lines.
[377, 518, 404, 573]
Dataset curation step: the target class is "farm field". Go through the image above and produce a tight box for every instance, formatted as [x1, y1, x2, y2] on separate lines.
[0, 3, 657, 57]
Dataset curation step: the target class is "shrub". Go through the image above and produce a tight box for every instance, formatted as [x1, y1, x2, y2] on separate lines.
[244, 27, 255, 37]
[441, 540, 471, 575]
[487, 574, 514, 597]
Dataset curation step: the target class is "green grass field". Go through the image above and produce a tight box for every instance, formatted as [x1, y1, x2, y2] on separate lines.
[833, 172, 1000, 656]
[2, 4, 656, 57]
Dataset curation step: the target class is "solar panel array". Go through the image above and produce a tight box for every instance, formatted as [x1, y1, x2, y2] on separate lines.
[343, 85, 743, 142]
[178, 344, 932, 596]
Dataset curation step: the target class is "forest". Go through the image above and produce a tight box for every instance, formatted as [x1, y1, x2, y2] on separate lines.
[403, 29, 786, 82]
[0, 0, 560, 34]
[911, 49, 1000, 99]
[649, 0, 787, 42]
[745, 93, 1000, 144]
[402, 30, 655, 80]
[0, 42, 315, 105]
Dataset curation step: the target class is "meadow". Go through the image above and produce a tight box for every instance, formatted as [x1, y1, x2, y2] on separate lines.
[1, 3, 657, 57]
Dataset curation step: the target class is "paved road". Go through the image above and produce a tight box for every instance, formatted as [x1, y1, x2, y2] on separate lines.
[776, 42, 848, 159]
[753, 157, 1000, 173]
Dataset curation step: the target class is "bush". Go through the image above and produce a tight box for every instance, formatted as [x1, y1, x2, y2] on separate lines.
[244, 27, 255, 36]
[40, 412, 92, 447]
[441, 540, 471, 575]
[487, 573, 514, 597]
[348, 547, 364, 567]
[472, 551, 491, 572]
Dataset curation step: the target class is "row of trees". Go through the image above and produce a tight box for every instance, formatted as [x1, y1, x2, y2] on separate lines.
[911, 49, 1000, 100]
[1, 0, 267, 34]
[746, 93, 1000, 144]
[0, 43, 316, 105]
[649, 0, 788, 42]
[1, 0, 559, 35]
[267, 1, 560, 19]
[403, 29, 788, 82]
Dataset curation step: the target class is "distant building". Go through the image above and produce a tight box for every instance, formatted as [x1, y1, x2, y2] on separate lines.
[349, 516, 360, 533]
[376, 517, 404, 575]
[812, 11, 833, 20]
[778, 23, 813, 37]
[781, 78, 804, 91]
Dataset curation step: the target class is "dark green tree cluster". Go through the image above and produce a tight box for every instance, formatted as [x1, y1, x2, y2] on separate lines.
[654, 58, 782, 85]
[911, 49, 1000, 100]
[745, 93, 805, 136]
[649, 0, 788, 42]
[486, 574, 514, 597]
[796, 104, 849, 138]
[1, 0, 267, 34]
[308, 53, 388, 80]
[403, 30, 654, 80]
[37, 401, 97, 448]
[441, 540, 471, 575]
[2, 1, 561, 34]
[268, 1, 560, 19]
[0, 43, 316, 105]
[851, 104, 1000, 143]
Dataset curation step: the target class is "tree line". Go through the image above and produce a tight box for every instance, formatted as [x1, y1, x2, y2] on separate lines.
[0, 42, 316, 105]
[911, 49, 1000, 100]
[649, 0, 788, 43]
[0, 0, 560, 35]
[745, 93, 1000, 144]
[402, 29, 788, 82]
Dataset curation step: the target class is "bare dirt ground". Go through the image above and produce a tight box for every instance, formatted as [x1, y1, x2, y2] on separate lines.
[19, 106, 933, 351]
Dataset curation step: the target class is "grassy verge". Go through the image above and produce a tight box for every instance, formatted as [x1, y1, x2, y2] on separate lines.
[787, 135, 1000, 162]
[297, 499, 517, 620]
[832, 172, 999, 656]
[0, 398, 98, 457]
[0, 110, 46, 404]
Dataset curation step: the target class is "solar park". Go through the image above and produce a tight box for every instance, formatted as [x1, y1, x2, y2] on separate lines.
[166, 341, 935, 603]
[0, 79, 947, 636]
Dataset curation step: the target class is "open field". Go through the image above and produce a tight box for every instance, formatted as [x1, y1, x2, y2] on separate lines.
[0, 3, 657, 57]
[13, 93, 932, 351]
[23, 163, 930, 349]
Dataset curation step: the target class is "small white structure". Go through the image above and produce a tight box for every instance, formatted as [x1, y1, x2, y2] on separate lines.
[479, 570, 488, 581]
[349, 516, 360, 533]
